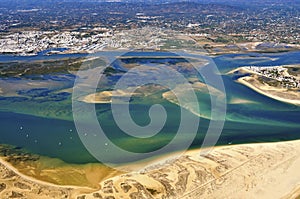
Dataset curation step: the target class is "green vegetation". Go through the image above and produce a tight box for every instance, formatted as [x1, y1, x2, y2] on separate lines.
[0, 58, 107, 77]
[287, 67, 300, 76]
[161, 39, 199, 50]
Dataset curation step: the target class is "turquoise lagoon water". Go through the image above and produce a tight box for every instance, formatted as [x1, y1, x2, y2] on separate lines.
[0, 51, 300, 164]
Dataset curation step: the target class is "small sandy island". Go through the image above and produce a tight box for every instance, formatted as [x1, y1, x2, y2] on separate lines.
[81, 84, 167, 104]
[81, 79, 225, 120]
[2, 140, 300, 198]
[229, 65, 300, 106]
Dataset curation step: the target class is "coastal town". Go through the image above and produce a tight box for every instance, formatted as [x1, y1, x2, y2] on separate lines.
[0, 28, 299, 56]
[245, 65, 300, 89]
[0, 30, 111, 55]
[1, 1, 299, 45]
[0, 28, 193, 55]
[1, 1, 300, 199]
[0, 1, 299, 55]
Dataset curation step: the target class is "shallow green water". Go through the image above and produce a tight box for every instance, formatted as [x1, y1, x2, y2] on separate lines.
[0, 51, 299, 164]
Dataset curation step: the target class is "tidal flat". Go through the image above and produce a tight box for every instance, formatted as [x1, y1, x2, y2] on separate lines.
[0, 51, 300, 198]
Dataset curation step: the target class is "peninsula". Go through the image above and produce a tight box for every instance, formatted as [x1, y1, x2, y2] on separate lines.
[229, 65, 300, 106]
[1, 141, 300, 198]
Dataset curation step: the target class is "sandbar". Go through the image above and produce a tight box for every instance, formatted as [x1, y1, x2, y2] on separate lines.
[2, 140, 300, 198]
[229, 66, 300, 106]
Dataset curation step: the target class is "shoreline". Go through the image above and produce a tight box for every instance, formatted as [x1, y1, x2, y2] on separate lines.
[85, 139, 300, 199]
[283, 186, 300, 199]
[1, 48, 300, 59]
[237, 77, 300, 106]
[0, 156, 95, 198]
[1, 140, 300, 198]
[229, 66, 300, 106]
[0, 157, 86, 190]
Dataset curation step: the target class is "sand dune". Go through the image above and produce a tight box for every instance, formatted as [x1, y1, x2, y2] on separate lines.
[78, 140, 300, 199]
[2, 140, 300, 198]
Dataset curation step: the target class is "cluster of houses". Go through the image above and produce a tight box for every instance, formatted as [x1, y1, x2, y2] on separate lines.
[247, 66, 300, 89]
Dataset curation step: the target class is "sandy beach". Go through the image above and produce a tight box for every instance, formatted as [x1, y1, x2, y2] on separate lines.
[1, 140, 300, 198]
[237, 76, 300, 105]
[229, 66, 300, 106]
[81, 140, 300, 199]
